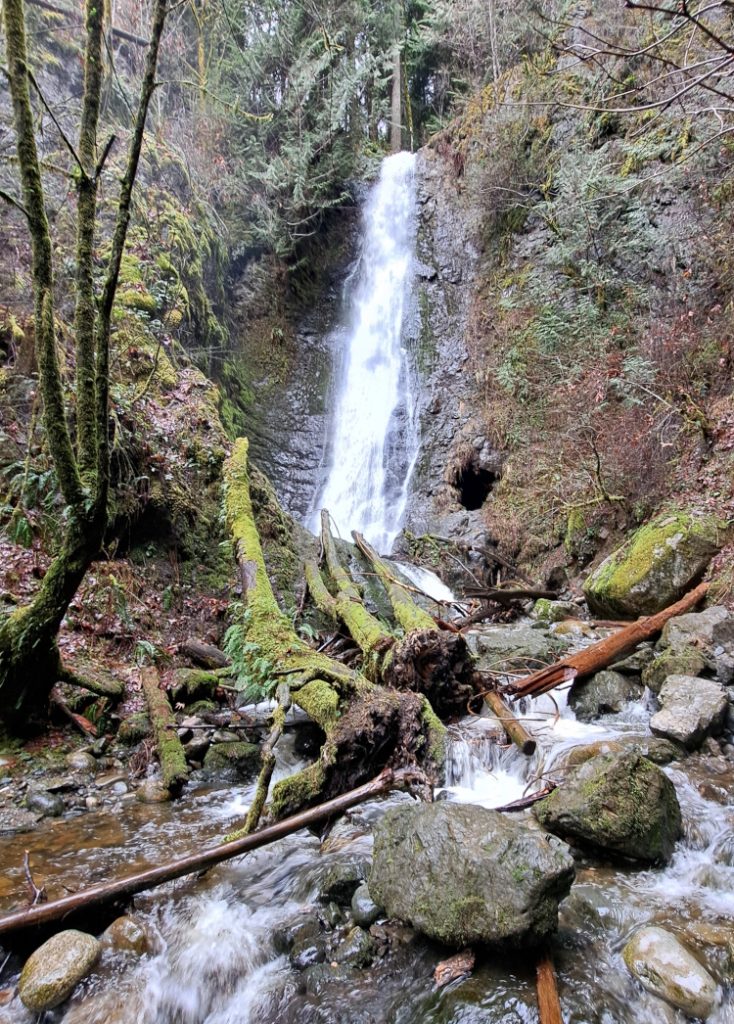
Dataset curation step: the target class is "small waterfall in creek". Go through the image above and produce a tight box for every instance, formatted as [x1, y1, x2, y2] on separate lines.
[310, 152, 419, 553]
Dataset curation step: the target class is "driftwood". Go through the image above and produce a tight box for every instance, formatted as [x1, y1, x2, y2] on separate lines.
[483, 689, 536, 755]
[141, 667, 188, 792]
[510, 583, 709, 700]
[536, 950, 564, 1024]
[179, 638, 230, 670]
[0, 769, 418, 939]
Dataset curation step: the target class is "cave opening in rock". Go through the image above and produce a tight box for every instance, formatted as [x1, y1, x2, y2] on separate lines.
[455, 466, 495, 511]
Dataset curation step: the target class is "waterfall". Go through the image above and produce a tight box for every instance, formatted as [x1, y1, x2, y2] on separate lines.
[310, 152, 419, 553]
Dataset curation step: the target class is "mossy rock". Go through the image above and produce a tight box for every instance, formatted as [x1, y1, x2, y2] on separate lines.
[202, 741, 260, 776]
[170, 669, 219, 706]
[18, 931, 101, 1011]
[117, 713, 152, 745]
[641, 645, 707, 694]
[583, 511, 725, 618]
[534, 751, 682, 864]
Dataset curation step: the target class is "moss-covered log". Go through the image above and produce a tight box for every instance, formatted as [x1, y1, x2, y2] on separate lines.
[327, 526, 477, 717]
[141, 667, 189, 793]
[223, 439, 445, 820]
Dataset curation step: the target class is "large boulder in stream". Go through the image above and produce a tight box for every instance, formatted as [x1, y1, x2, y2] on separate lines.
[534, 751, 682, 864]
[583, 511, 724, 618]
[18, 930, 101, 1011]
[567, 669, 643, 721]
[369, 803, 575, 947]
[623, 926, 720, 1019]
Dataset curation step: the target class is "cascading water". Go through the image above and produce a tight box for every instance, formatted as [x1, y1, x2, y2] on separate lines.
[310, 152, 419, 553]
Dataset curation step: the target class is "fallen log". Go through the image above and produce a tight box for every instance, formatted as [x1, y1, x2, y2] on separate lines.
[307, 514, 475, 717]
[0, 768, 418, 940]
[510, 582, 708, 700]
[224, 440, 445, 821]
[536, 949, 564, 1024]
[179, 638, 230, 670]
[141, 667, 188, 793]
[483, 689, 536, 755]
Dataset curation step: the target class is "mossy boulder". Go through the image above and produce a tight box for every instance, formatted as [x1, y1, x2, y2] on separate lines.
[170, 669, 219, 706]
[468, 625, 569, 672]
[641, 645, 707, 694]
[554, 735, 682, 771]
[202, 740, 260, 776]
[583, 512, 724, 618]
[117, 712, 152, 744]
[18, 930, 101, 1011]
[369, 803, 575, 947]
[534, 751, 682, 864]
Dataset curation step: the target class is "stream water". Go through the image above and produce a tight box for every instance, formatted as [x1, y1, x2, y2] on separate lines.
[1, 664, 733, 1023]
[309, 152, 419, 554]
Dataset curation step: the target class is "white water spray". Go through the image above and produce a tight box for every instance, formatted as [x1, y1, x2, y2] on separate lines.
[310, 152, 419, 553]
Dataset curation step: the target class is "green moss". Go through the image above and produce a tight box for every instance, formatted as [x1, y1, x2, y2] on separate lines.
[118, 712, 151, 744]
[118, 289, 158, 315]
[420, 700, 446, 769]
[270, 761, 327, 820]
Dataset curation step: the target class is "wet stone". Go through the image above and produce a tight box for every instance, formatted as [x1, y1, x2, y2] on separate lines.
[650, 675, 728, 749]
[319, 860, 369, 905]
[351, 882, 382, 928]
[25, 788, 65, 818]
[568, 670, 643, 722]
[135, 779, 171, 804]
[273, 916, 321, 954]
[303, 963, 358, 999]
[18, 930, 101, 1012]
[290, 936, 327, 970]
[102, 916, 151, 957]
[333, 926, 375, 968]
[623, 926, 720, 1019]
[65, 751, 97, 773]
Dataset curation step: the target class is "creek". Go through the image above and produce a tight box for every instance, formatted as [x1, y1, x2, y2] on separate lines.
[0, 157, 732, 1023]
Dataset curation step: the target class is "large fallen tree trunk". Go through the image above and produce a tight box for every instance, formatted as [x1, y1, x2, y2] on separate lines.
[305, 513, 475, 717]
[510, 582, 708, 700]
[224, 440, 445, 821]
[0, 769, 418, 940]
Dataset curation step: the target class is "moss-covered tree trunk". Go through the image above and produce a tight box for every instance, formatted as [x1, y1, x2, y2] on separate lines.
[0, 0, 169, 733]
[224, 439, 446, 820]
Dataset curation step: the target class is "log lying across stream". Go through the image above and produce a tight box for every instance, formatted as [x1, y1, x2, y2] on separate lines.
[0, 769, 419, 940]
[509, 582, 708, 700]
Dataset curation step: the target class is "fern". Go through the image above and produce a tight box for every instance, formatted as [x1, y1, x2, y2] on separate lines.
[223, 608, 277, 703]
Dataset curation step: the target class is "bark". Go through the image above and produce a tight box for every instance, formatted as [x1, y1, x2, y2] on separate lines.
[223, 440, 445, 821]
[510, 582, 709, 700]
[390, 46, 402, 153]
[0, 769, 420, 941]
[141, 667, 189, 793]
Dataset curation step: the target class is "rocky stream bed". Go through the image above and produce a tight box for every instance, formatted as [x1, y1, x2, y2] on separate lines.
[0, 601, 733, 1023]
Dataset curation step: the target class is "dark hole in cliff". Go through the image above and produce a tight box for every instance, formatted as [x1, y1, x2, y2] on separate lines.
[455, 466, 495, 511]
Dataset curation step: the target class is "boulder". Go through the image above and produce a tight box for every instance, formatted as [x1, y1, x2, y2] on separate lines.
[117, 713, 151, 745]
[642, 646, 707, 694]
[18, 930, 101, 1012]
[534, 751, 682, 863]
[568, 669, 643, 721]
[202, 741, 260, 776]
[369, 803, 575, 947]
[650, 675, 728, 749]
[661, 606, 730, 651]
[468, 625, 569, 672]
[583, 512, 724, 618]
[65, 751, 97, 773]
[332, 926, 375, 968]
[135, 778, 171, 804]
[25, 787, 65, 818]
[623, 926, 720, 1019]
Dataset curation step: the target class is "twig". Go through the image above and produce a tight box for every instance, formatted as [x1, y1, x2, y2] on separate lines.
[23, 851, 47, 906]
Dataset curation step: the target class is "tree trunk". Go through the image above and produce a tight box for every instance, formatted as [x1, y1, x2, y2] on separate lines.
[0, 513, 103, 732]
[390, 46, 402, 153]
[223, 440, 445, 821]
